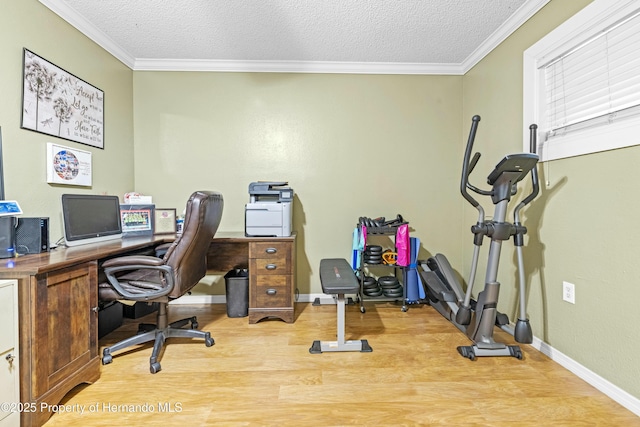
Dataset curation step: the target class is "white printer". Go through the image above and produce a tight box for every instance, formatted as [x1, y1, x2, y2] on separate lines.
[245, 181, 293, 237]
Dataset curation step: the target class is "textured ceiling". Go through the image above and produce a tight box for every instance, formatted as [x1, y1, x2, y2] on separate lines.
[40, 0, 548, 74]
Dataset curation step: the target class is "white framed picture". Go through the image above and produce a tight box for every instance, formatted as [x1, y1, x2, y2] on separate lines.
[46, 142, 92, 186]
[154, 208, 177, 234]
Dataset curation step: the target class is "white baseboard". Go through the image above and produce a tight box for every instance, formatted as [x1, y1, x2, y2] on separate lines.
[530, 336, 640, 417]
[297, 293, 328, 303]
[171, 293, 329, 305]
[172, 294, 640, 417]
[170, 294, 227, 304]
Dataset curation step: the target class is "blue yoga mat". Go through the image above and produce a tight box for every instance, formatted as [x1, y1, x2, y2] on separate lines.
[405, 237, 425, 302]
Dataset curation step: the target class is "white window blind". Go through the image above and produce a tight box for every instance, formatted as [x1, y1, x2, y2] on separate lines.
[523, 0, 640, 161]
[543, 10, 640, 140]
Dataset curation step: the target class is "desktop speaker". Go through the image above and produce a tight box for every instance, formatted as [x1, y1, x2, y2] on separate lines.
[0, 216, 16, 258]
[15, 217, 49, 255]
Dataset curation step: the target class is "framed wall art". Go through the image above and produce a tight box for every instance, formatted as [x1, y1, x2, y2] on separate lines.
[21, 48, 104, 149]
[154, 208, 177, 234]
[46, 142, 92, 186]
[119, 204, 155, 237]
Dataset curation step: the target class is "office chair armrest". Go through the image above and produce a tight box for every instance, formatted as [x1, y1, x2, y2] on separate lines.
[154, 243, 172, 258]
[103, 256, 175, 300]
[102, 255, 165, 268]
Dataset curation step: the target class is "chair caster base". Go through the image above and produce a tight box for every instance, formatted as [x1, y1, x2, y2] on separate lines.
[102, 352, 113, 365]
[205, 334, 215, 347]
[190, 316, 199, 329]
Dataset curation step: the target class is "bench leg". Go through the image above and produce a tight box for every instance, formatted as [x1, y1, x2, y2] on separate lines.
[312, 295, 356, 306]
[309, 293, 372, 353]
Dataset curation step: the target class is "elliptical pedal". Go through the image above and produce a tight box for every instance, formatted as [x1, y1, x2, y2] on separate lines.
[495, 312, 509, 326]
[457, 345, 524, 360]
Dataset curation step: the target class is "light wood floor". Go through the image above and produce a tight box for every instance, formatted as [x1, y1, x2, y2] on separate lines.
[43, 301, 638, 426]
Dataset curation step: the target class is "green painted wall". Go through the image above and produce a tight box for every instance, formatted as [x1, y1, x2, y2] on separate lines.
[2, 0, 637, 405]
[463, 0, 640, 400]
[0, 0, 134, 240]
[132, 71, 463, 296]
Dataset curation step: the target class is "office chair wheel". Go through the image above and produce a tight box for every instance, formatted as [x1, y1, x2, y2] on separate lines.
[204, 332, 215, 347]
[189, 316, 199, 329]
[150, 362, 161, 374]
[102, 353, 113, 365]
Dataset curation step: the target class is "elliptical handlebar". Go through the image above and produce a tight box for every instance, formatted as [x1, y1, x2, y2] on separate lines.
[466, 150, 493, 197]
[460, 116, 540, 212]
[520, 124, 540, 208]
[460, 115, 483, 208]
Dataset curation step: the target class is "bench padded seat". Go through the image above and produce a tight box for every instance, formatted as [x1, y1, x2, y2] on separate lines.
[319, 258, 360, 295]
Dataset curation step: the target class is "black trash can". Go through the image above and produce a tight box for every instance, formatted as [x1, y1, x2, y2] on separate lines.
[224, 268, 249, 317]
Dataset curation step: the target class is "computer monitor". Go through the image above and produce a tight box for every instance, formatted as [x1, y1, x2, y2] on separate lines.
[61, 194, 122, 247]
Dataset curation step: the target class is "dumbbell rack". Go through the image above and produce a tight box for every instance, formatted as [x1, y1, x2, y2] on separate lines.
[356, 223, 408, 313]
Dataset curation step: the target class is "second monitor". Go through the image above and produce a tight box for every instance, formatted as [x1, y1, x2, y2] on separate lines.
[61, 194, 122, 247]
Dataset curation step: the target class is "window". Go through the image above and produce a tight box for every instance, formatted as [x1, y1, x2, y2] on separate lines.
[523, 0, 640, 161]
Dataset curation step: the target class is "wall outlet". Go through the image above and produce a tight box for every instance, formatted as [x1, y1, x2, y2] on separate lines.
[563, 281, 576, 304]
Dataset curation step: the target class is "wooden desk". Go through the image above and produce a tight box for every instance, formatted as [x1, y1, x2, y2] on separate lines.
[206, 232, 297, 324]
[0, 232, 296, 426]
[0, 235, 170, 427]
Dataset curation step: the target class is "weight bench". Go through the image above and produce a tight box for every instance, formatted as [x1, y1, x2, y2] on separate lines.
[309, 258, 373, 353]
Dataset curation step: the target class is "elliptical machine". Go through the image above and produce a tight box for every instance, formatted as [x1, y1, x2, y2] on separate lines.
[420, 115, 540, 360]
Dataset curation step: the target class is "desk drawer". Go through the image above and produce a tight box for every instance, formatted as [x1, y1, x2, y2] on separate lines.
[249, 242, 291, 260]
[246, 235, 296, 324]
[252, 275, 291, 307]
[250, 257, 290, 275]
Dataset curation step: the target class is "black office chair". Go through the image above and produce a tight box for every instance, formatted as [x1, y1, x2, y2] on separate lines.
[99, 191, 224, 373]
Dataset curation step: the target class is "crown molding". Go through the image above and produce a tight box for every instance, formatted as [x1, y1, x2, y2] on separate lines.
[40, 0, 547, 75]
[461, 0, 551, 73]
[133, 58, 465, 75]
[39, 0, 136, 68]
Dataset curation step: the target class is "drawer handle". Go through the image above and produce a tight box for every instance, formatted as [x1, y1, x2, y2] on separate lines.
[265, 247, 277, 254]
[266, 288, 277, 295]
[265, 264, 277, 270]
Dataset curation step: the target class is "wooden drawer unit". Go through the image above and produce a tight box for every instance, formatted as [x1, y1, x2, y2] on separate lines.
[21, 261, 100, 427]
[248, 238, 295, 324]
[0, 280, 19, 427]
[0, 235, 173, 426]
